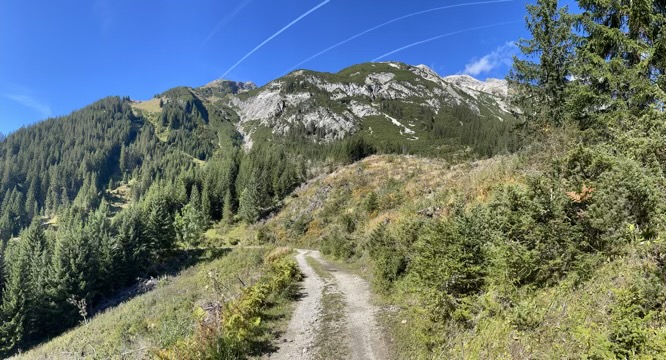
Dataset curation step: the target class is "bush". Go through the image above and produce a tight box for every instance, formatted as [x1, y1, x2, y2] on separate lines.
[409, 202, 492, 330]
[586, 158, 665, 246]
[488, 177, 586, 288]
[364, 192, 379, 215]
[367, 224, 407, 291]
[320, 232, 356, 260]
[156, 250, 301, 359]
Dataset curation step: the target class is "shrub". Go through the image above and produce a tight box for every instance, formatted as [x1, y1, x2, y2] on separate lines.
[487, 177, 586, 288]
[364, 192, 379, 215]
[410, 202, 491, 325]
[367, 224, 407, 291]
[586, 158, 665, 247]
[320, 232, 356, 260]
[156, 251, 300, 359]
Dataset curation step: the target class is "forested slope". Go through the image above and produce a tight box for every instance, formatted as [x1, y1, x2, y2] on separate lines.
[248, 0, 666, 357]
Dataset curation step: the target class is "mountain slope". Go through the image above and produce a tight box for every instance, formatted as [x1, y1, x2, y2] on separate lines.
[252, 148, 666, 359]
[0, 61, 521, 356]
[220, 62, 518, 156]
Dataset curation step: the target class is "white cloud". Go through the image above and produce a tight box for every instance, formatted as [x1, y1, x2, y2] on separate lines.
[4, 94, 52, 118]
[463, 41, 517, 76]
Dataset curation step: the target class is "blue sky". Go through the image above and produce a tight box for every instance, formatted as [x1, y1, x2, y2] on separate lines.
[0, 0, 537, 134]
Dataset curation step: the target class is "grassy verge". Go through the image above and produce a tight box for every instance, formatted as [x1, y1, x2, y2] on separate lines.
[305, 256, 350, 360]
[19, 247, 301, 360]
[156, 248, 302, 359]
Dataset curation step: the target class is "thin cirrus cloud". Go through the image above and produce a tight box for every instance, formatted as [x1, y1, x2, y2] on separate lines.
[202, 0, 253, 46]
[373, 22, 519, 62]
[3, 94, 53, 118]
[288, 0, 514, 72]
[462, 41, 517, 76]
[93, 0, 113, 33]
[220, 0, 331, 79]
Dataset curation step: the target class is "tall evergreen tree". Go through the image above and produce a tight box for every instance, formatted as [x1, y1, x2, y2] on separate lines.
[570, 0, 666, 132]
[509, 0, 575, 128]
[147, 196, 176, 255]
[0, 238, 29, 355]
[223, 190, 235, 225]
[174, 203, 205, 247]
[50, 219, 98, 330]
[113, 206, 149, 286]
[20, 221, 56, 342]
[238, 175, 265, 224]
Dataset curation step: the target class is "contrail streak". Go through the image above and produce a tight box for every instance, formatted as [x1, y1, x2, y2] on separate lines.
[287, 0, 513, 72]
[202, 0, 253, 46]
[221, 0, 330, 79]
[372, 21, 521, 61]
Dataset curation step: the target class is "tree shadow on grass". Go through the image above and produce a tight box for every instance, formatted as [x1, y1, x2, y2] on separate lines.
[247, 279, 306, 357]
[93, 247, 232, 315]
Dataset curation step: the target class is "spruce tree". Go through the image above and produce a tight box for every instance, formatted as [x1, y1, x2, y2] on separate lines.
[22, 221, 53, 342]
[238, 175, 264, 224]
[113, 206, 148, 286]
[50, 219, 97, 330]
[87, 202, 116, 293]
[201, 183, 212, 223]
[174, 203, 204, 247]
[570, 0, 666, 133]
[147, 196, 176, 255]
[223, 190, 235, 225]
[0, 239, 29, 355]
[509, 0, 575, 128]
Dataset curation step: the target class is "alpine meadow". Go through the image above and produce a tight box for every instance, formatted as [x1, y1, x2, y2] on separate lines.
[1, 0, 666, 358]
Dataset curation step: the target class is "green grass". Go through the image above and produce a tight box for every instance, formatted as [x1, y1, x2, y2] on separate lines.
[19, 248, 271, 359]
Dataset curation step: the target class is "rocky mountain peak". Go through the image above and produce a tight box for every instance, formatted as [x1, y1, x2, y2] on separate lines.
[200, 79, 257, 94]
[222, 61, 514, 148]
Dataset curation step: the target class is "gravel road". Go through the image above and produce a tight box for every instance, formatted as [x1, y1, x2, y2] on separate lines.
[270, 249, 388, 360]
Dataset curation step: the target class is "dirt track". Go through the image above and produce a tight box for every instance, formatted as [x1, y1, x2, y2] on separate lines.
[270, 249, 388, 360]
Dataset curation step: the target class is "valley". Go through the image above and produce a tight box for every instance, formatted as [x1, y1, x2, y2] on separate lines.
[2, 0, 666, 356]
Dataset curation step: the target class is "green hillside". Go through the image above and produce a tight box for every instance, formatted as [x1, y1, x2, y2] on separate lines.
[18, 248, 300, 359]
[2, 0, 666, 357]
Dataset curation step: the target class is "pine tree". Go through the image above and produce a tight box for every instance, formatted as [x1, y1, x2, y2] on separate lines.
[87, 201, 116, 293]
[0, 239, 29, 355]
[0, 241, 4, 297]
[113, 206, 148, 286]
[25, 180, 39, 220]
[570, 0, 666, 132]
[147, 196, 176, 255]
[201, 183, 212, 223]
[189, 185, 201, 209]
[223, 190, 235, 225]
[174, 203, 204, 247]
[238, 175, 264, 224]
[50, 219, 98, 330]
[22, 221, 53, 342]
[509, 0, 575, 128]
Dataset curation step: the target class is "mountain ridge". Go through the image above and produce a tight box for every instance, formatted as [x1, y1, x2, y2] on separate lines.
[122, 61, 519, 158]
[186, 61, 517, 152]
